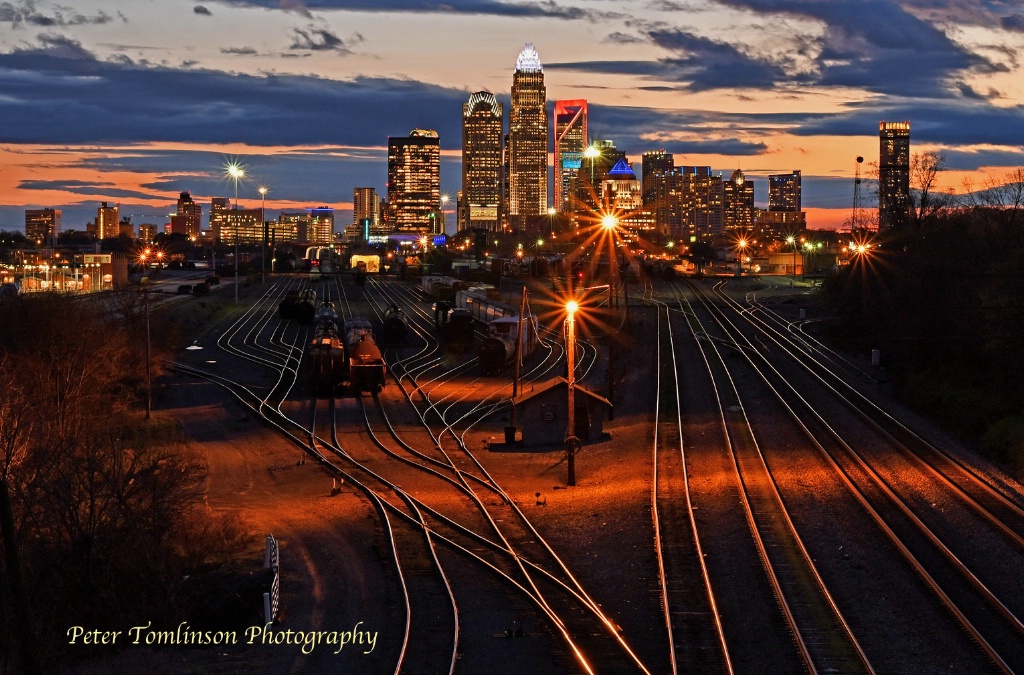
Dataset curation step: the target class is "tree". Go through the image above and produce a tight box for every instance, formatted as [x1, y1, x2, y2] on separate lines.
[909, 151, 950, 226]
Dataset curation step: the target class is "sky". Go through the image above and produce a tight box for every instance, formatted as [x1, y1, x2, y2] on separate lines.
[1, 0, 1023, 234]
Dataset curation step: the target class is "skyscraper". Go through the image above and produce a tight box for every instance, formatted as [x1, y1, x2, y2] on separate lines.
[462, 91, 503, 232]
[176, 191, 203, 240]
[642, 150, 674, 207]
[768, 171, 802, 212]
[879, 121, 910, 230]
[554, 99, 587, 214]
[723, 169, 754, 234]
[210, 197, 230, 241]
[508, 43, 548, 230]
[25, 208, 61, 246]
[388, 129, 441, 234]
[353, 187, 380, 228]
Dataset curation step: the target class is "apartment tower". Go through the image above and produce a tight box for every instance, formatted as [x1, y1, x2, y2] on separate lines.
[462, 91, 503, 232]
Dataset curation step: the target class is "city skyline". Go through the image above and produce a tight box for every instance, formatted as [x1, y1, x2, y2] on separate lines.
[1, 0, 1023, 232]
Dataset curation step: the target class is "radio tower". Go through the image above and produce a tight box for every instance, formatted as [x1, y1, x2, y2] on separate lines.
[851, 156, 865, 231]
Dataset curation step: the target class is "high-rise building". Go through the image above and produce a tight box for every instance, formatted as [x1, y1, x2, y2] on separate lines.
[723, 169, 754, 234]
[769, 171, 802, 212]
[642, 150, 674, 207]
[577, 139, 626, 214]
[388, 129, 441, 234]
[879, 121, 910, 230]
[118, 217, 135, 239]
[176, 191, 203, 240]
[462, 91, 504, 232]
[220, 208, 263, 245]
[554, 99, 587, 214]
[307, 207, 335, 245]
[210, 197, 231, 241]
[508, 43, 548, 230]
[97, 202, 120, 240]
[647, 167, 723, 241]
[25, 208, 61, 246]
[353, 187, 380, 228]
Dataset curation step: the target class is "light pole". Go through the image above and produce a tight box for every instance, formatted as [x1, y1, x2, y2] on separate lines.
[786, 235, 797, 285]
[601, 214, 618, 306]
[547, 207, 556, 239]
[138, 251, 152, 419]
[259, 185, 268, 283]
[227, 163, 245, 304]
[565, 299, 579, 486]
[736, 238, 747, 276]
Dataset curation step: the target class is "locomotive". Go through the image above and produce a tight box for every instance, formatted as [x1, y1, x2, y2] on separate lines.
[307, 302, 344, 396]
[343, 317, 386, 393]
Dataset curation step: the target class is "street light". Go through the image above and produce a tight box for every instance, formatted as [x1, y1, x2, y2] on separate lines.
[565, 299, 579, 486]
[138, 250, 153, 419]
[226, 163, 245, 304]
[736, 238, 747, 276]
[786, 235, 797, 285]
[258, 185, 268, 283]
[601, 214, 618, 306]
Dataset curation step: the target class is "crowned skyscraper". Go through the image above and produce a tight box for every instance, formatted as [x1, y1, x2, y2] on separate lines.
[879, 121, 910, 230]
[508, 44, 548, 231]
[462, 91, 503, 232]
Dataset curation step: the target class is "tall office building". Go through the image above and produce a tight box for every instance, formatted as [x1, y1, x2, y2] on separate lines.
[353, 187, 380, 228]
[723, 169, 754, 234]
[554, 99, 587, 214]
[769, 171, 802, 212]
[462, 91, 504, 232]
[97, 202, 120, 240]
[221, 208, 264, 244]
[388, 129, 441, 234]
[307, 207, 335, 245]
[642, 150, 674, 207]
[879, 121, 910, 230]
[176, 191, 203, 240]
[508, 43, 548, 230]
[25, 208, 61, 245]
[648, 167, 723, 241]
[210, 197, 231, 241]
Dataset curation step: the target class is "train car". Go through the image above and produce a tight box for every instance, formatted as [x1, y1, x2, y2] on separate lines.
[279, 288, 317, 323]
[343, 317, 386, 393]
[354, 267, 367, 286]
[307, 325, 345, 397]
[380, 304, 409, 345]
[454, 288, 517, 323]
[477, 314, 540, 376]
[442, 307, 475, 353]
[314, 301, 339, 332]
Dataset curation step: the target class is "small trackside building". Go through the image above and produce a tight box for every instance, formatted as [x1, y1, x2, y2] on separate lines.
[510, 376, 611, 447]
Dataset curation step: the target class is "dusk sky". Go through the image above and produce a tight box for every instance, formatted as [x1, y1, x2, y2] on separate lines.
[1, 0, 1023, 233]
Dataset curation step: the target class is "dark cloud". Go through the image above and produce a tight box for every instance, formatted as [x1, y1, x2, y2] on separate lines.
[1002, 13, 1024, 31]
[289, 26, 350, 52]
[206, 0, 611, 19]
[941, 148, 1024, 172]
[221, 46, 258, 55]
[194, 5, 213, 15]
[0, 1, 113, 26]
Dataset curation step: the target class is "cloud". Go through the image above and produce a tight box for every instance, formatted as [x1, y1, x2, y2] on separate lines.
[194, 5, 213, 15]
[289, 26, 352, 52]
[221, 46, 258, 55]
[1002, 13, 1024, 32]
[0, 1, 114, 26]
[206, 0, 612, 19]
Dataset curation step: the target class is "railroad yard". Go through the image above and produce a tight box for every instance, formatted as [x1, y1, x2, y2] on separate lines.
[144, 269, 1024, 674]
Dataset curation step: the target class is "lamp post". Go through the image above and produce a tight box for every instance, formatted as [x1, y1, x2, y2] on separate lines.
[736, 238, 747, 276]
[227, 163, 245, 304]
[138, 251, 152, 419]
[565, 299, 579, 486]
[786, 236, 797, 285]
[258, 185, 268, 283]
[601, 214, 618, 307]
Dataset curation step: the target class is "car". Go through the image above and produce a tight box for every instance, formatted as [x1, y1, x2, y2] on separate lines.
[205, 275, 220, 285]
[177, 284, 192, 295]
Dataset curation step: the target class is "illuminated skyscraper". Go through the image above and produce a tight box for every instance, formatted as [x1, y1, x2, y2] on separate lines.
[97, 202, 120, 240]
[723, 169, 755, 235]
[388, 129, 441, 234]
[769, 171, 801, 212]
[879, 121, 910, 230]
[210, 197, 230, 241]
[462, 91, 503, 232]
[353, 187, 380, 228]
[25, 208, 61, 246]
[176, 191, 202, 240]
[508, 43, 548, 230]
[554, 99, 587, 214]
[642, 150, 674, 207]
[307, 207, 335, 244]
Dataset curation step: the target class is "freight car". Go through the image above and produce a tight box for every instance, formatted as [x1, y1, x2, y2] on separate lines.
[380, 304, 409, 345]
[279, 288, 317, 324]
[477, 314, 540, 375]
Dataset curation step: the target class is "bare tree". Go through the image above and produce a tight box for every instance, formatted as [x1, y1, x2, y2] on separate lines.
[910, 151, 950, 226]
[962, 168, 1024, 228]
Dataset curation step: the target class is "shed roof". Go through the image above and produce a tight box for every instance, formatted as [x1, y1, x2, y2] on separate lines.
[512, 377, 612, 408]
